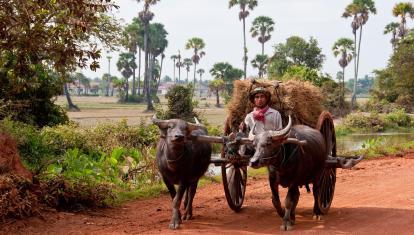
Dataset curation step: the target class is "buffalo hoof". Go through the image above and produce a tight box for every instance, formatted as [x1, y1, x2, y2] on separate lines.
[182, 212, 193, 220]
[169, 216, 181, 230]
[313, 214, 323, 221]
[280, 221, 294, 231]
[280, 222, 293, 231]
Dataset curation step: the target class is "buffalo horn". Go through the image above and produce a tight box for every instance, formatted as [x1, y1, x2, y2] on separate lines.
[270, 115, 292, 140]
[194, 117, 201, 124]
[337, 156, 364, 169]
[248, 122, 257, 141]
[152, 114, 169, 129]
[191, 134, 224, 143]
[284, 138, 307, 146]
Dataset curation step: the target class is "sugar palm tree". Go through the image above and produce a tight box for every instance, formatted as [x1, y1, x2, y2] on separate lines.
[208, 79, 225, 107]
[392, 2, 414, 39]
[332, 38, 354, 116]
[183, 58, 193, 84]
[384, 22, 401, 50]
[122, 17, 143, 96]
[343, 0, 376, 110]
[229, 0, 258, 80]
[185, 37, 206, 86]
[250, 16, 275, 56]
[197, 68, 205, 97]
[170, 54, 178, 83]
[251, 54, 268, 78]
[117, 52, 136, 102]
[136, 0, 160, 111]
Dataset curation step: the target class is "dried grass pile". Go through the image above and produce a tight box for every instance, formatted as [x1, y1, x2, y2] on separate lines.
[226, 79, 324, 132]
[0, 174, 40, 221]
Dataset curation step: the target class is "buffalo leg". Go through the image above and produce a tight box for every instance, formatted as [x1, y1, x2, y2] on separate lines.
[183, 182, 197, 220]
[182, 187, 189, 210]
[162, 175, 176, 200]
[312, 184, 322, 220]
[281, 186, 300, 231]
[169, 182, 186, 230]
[268, 166, 284, 217]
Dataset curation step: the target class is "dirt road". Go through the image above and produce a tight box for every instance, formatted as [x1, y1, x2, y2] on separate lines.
[3, 153, 414, 234]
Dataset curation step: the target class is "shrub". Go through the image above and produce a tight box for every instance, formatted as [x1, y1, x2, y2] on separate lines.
[342, 112, 385, 132]
[0, 118, 50, 171]
[85, 120, 159, 153]
[162, 85, 198, 122]
[384, 108, 412, 127]
[206, 124, 223, 154]
[41, 123, 87, 156]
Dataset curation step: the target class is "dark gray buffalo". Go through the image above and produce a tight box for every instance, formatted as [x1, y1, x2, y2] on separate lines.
[245, 116, 327, 230]
[152, 116, 212, 230]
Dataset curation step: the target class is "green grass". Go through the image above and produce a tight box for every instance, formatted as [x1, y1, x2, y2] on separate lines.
[340, 140, 414, 159]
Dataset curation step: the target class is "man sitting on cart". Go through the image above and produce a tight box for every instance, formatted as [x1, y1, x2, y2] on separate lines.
[241, 87, 283, 134]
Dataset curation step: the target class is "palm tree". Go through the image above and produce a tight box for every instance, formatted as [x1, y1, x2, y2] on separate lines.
[122, 17, 143, 96]
[136, 0, 160, 111]
[250, 16, 275, 56]
[117, 52, 136, 102]
[332, 38, 354, 116]
[197, 68, 205, 97]
[170, 54, 178, 83]
[183, 58, 193, 84]
[185, 37, 206, 86]
[229, 0, 258, 80]
[147, 22, 168, 99]
[343, 0, 376, 110]
[384, 22, 401, 50]
[251, 54, 268, 78]
[208, 79, 225, 107]
[392, 2, 414, 39]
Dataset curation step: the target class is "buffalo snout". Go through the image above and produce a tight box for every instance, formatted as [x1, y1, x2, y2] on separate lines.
[249, 155, 261, 169]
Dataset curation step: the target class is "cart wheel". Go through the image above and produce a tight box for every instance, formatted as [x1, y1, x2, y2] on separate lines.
[221, 163, 247, 212]
[315, 111, 337, 214]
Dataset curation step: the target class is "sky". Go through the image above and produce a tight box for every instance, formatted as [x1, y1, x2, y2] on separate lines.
[83, 0, 414, 82]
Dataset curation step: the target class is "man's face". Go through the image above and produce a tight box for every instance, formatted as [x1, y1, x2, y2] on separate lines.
[254, 93, 268, 108]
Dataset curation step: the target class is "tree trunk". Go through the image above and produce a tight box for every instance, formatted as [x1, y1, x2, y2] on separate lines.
[64, 83, 79, 111]
[215, 90, 220, 107]
[199, 74, 203, 97]
[262, 42, 265, 56]
[352, 24, 364, 110]
[173, 59, 176, 84]
[132, 53, 136, 96]
[144, 20, 154, 111]
[178, 65, 181, 83]
[351, 29, 358, 111]
[125, 77, 129, 102]
[242, 15, 247, 80]
[193, 62, 197, 97]
[138, 48, 142, 96]
[341, 67, 345, 117]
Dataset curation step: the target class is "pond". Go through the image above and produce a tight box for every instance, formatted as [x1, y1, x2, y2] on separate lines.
[336, 132, 414, 152]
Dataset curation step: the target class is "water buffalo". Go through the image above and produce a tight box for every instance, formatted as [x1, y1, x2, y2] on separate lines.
[245, 116, 327, 230]
[152, 116, 212, 230]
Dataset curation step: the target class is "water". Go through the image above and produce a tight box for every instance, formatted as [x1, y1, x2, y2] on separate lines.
[336, 132, 414, 152]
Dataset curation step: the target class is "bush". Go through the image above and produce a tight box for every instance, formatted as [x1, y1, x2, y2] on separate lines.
[161, 85, 198, 122]
[206, 124, 223, 154]
[0, 118, 50, 171]
[384, 108, 412, 127]
[343, 112, 385, 132]
[85, 120, 159, 153]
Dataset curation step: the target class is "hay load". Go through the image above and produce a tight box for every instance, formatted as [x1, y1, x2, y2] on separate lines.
[225, 79, 324, 133]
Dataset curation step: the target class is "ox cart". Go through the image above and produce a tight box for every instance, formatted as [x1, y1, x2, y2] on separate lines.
[194, 81, 363, 216]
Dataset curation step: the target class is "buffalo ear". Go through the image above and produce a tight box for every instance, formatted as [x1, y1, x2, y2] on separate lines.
[152, 115, 169, 129]
[187, 122, 204, 134]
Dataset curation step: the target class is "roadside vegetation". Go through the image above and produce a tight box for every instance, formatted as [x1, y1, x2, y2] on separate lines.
[1, 0, 414, 223]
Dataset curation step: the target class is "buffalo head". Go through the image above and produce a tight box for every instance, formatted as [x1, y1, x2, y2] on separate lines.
[152, 115, 205, 145]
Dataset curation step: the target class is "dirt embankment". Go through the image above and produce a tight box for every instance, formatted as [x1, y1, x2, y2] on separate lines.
[3, 152, 414, 235]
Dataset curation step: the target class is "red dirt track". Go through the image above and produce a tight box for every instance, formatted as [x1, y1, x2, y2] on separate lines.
[3, 153, 414, 234]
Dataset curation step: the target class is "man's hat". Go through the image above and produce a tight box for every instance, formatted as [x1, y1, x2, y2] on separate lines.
[249, 87, 271, 104]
